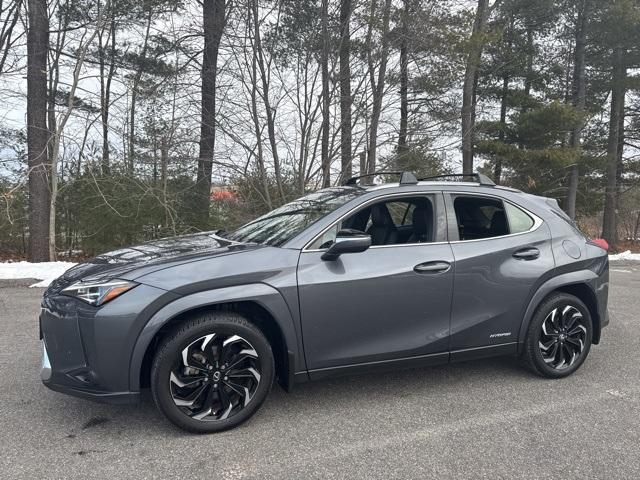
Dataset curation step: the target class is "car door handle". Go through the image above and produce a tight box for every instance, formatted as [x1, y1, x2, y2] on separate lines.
[414, 261, 451, 274]
[512, 247, 540, 260]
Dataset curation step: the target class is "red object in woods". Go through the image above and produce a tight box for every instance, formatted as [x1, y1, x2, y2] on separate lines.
[589, 238, 609, 251]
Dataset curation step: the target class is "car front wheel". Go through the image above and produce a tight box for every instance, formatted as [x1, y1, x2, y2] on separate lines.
[151, 311, 274, 433]
[523, 293, 593, 378]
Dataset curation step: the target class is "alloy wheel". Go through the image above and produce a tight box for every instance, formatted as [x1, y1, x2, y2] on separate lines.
[538, 305, 587, 371]
[169, 333, 261, 421]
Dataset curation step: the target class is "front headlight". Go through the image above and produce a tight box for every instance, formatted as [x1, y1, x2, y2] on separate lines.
[61, 279, 138, 306]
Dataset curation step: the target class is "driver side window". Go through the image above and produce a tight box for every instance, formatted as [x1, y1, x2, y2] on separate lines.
[309, 196, 435, 249]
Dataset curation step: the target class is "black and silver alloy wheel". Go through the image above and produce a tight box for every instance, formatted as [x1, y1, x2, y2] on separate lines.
[538, 306, 587, 370]
[523, 292, 593, 379]
[151, 312, 274, 433]
[170, 333, 262, 421]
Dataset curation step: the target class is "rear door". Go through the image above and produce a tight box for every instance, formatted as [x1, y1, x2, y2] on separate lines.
[445, 192, 554, 358]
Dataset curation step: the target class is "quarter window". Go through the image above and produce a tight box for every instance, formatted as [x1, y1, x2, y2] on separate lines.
[505, 202, 534, 233]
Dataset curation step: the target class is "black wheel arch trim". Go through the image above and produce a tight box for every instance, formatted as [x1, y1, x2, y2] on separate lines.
[128, 283, 305, 393]
[517, 270, 604, 353]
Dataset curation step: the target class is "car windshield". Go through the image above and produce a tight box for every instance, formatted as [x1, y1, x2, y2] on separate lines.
[225, 187, 365, 247]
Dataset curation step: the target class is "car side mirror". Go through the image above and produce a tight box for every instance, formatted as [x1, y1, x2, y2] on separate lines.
[321, 229, 371, 261]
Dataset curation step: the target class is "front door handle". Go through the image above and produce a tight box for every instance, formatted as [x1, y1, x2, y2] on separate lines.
[512, 247, 540, 260]
[414, 261, 451, 274]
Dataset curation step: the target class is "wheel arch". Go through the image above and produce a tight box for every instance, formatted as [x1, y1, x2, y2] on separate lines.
[130, 283, 302, 394]
[553, 283, 601, 344]
[518, 271, 602, 351]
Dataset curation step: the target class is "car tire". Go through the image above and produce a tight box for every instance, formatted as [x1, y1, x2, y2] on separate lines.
[151, 311, 274, 433]
[523, 293, 593, 379]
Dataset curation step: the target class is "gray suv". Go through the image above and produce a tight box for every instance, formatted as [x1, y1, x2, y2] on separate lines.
[40, 172, 609, 432]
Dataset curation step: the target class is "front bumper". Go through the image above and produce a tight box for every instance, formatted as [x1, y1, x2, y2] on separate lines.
[40, 339, 139, 405]
[39, 284, 174, 405]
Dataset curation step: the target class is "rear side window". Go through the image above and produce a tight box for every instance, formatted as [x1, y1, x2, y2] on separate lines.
[453, 195, 535, 240]
[453, 196, 508, 240]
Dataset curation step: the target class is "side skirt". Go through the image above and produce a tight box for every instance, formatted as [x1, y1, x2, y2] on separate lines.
[306, 352, 450, 381]
[296, 342, 518, 383]
[450, 342, 518, 362]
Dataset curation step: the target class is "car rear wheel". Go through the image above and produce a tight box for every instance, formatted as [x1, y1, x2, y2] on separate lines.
[523, 293, 593, 378]
[151, 311, 274, 433]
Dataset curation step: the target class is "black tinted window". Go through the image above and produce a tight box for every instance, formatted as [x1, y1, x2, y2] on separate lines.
[309, 196, 434, 248]
[453, 196, 508, 240]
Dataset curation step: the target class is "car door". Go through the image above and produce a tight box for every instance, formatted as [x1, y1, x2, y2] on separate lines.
[297, 192, 454, 376]
[444, 192, 555, 359]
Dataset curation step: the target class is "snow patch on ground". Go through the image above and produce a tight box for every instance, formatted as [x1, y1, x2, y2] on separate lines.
[609, 250, 640, 262]
[0, 261, 77, 288]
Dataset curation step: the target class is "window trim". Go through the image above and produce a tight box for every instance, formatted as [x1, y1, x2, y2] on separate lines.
[303, 192, 445, 252]
[446, 192, 543, 243]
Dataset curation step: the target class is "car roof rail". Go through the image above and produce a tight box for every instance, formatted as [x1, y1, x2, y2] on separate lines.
[418, 173, 496, 186]
[344, 171, 418, 186]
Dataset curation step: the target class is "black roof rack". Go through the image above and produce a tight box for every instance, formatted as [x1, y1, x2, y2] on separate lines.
[344, 171, 418, 186]
[418, 173, 495, 186]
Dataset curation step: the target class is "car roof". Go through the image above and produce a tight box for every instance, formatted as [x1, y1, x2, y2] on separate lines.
[344, 171, 523, 195]
[359, 181, 523, 194]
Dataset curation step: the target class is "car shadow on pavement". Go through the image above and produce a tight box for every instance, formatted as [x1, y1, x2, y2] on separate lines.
[37, 354, 531, 438]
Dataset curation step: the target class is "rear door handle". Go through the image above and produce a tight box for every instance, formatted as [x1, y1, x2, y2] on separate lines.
[512, 247, 540, 260]
[414, 261, 451, 274]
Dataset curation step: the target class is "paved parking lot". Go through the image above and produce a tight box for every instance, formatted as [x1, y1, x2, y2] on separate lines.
[1, 265, 639, 479]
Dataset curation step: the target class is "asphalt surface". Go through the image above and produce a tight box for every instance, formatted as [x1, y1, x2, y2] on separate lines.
[1, 265, 639, 479]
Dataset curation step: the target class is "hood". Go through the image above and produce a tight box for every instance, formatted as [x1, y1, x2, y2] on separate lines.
[46, 231, 261, 293]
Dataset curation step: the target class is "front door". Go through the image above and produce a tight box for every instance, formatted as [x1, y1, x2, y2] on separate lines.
[297, 193, 454, 375]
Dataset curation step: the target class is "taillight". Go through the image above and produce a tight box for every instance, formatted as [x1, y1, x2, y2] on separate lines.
[588, 238, 609, 251]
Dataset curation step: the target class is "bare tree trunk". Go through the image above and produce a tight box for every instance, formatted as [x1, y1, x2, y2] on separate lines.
[160, 137, 169, 226]
[616, 93, 625, 196]
[0, 0, 22, 75]
[493, 74, 509, 184]
[128, 10, 152, 173]
[461, 0, 492, 174]
[320, 0, 330, 187]
[196, 0, 226, 226]
[565, 0, 589, 219]
[523, 26, 533, 100]
[48, 7, 107, 260]
[339, 0, 352, 182]
[247, 3, 272, 209]
[251, 0, 285, 202]
[602, 47, 626, 247]
[27, 0, 50, 262]
[100, 14, 116, 174]
[47, 0, 72, 185]
[366, 0, 392, 175]
[397, 0, 409, 169]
